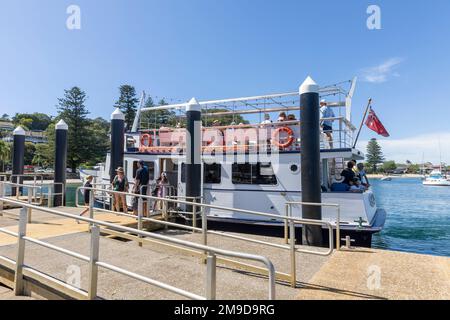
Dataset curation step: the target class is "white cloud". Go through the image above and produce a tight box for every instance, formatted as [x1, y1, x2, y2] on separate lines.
[357, 132, 450, 164]
[361, 58, 404, 83]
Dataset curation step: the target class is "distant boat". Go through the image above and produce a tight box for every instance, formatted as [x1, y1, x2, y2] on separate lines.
[422, 170, 450, 186]
[381, 176, 392, 181]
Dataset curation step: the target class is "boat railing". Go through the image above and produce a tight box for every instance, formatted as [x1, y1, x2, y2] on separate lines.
[75, 186, 336, 287]
[134, 116, 355, 153]
[0, 197, 276, 300]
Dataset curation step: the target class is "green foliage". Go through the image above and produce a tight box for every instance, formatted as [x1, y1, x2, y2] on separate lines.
[115, 85, 139, 130]
[366, 138, 385, 173]
[382, 160, 397, 172]
[57, 87, 90, 172]
[32, 143, 54, 168]
[13, 113, 52, 131]
[0, 140, 11, 172]
[84, 117, 110, 166]
[407, 164, 420, 174]
[202, 108, 248, 126]
[141, 97, 177, 129]
[24, 142, 36, 165]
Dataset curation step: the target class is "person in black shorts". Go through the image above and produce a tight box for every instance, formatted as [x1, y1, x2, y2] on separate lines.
[133, 160, 150, 215]
[340, 161, 356, 185]
[80, 175, 93, 217]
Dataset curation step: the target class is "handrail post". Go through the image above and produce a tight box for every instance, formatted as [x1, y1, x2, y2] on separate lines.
[88, 225, 100, 300]
[284, 204, 289, 244]
[89, 189, 94, 226]
[289, 205, 296, 288]
[206, 253, 217, 300]
[137, 197, 143, 246]
[0, 183, 4, 215]
[192, 202, 197, 229]
[48, 188, 52, 208]
[163, 198, 168, 230]
[336, 206, 341, 251]
[14, 207, 28, 296]
[27, 188, 32, 223]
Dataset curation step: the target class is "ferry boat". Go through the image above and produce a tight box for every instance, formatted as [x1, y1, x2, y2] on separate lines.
[422, 170, 450, 186]
[92, 78, 386, 247]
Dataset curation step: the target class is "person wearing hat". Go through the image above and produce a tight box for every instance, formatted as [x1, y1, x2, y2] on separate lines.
[320, 99, 335, 148]
[79, 175, 94, 218]
[111, 167, 129, 213]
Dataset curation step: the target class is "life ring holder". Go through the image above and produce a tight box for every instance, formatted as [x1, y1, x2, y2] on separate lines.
[271, 127, 295, 149]
[140, 134, 153, 149]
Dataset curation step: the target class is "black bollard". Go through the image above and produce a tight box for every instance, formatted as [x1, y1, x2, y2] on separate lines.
[185, 98, 202, 224]
[11, 126, 25, 197]
[299, 76, 323, 246]
[110, 108, 125, 183]
[54, 120, 68, 206]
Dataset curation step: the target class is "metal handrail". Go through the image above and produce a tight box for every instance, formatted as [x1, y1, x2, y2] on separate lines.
[0, 197, 276, 300]
[77, 186, 336, 287]
[285, 201, 341, 252]
[0, 181, 65, 208]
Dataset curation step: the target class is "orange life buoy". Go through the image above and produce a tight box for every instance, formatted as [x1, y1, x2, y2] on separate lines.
[140, 134, 152, 148]
[272, 127, 295, 149]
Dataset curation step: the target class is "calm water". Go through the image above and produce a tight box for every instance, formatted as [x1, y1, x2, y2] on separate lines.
[63, 180, 450, 257]
[371, 178, 450, 257]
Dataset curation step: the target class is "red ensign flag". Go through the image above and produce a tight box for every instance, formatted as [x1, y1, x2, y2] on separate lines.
[365, 108, 390, 137]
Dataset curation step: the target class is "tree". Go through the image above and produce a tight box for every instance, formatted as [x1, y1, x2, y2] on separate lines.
[140, 97, 177, 129]
[12, 113, 52, 131]
[202, 108, 248, 126]
[24, 142, 36, 165]
[382, 160, 397, 173]
[32, 144, 53, 168]
[366, 138, 385, 173]
[0, 140, 11, 172]
[84, 117, 110, 166]
[57, 87, 90, 173]
[114, 85, 139, 130]
[407, 164, 420, 174]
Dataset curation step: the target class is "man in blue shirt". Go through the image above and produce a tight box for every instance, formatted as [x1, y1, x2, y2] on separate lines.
[320, 99, 335, 148]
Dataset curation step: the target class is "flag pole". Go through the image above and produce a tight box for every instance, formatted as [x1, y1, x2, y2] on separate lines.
[353, 98, 372, 149]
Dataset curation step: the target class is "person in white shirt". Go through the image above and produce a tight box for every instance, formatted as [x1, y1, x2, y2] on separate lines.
[260, 114, 272, 125]
[320, 99, 335, 148]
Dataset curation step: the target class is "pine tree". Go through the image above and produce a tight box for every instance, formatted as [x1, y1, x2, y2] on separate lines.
[114, 85, 139, 130]
[57, 87, 90, 172]
[140, 97, 176, 129]
[366, 138, 385, 173]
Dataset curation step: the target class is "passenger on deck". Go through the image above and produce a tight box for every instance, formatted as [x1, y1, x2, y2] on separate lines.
[277, 112, 287, 122]
[287, 114, 297, 121]
[260, 114, 272, 125]
[320, 99, 335, 148]
[349, 178, 366, 193]
[153, 172, 171, 212]
[341, 161, 356, 185]
[357, 163, 370, 188]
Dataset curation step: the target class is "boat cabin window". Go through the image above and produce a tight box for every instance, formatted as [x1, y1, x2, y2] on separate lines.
[204, 163, 221, 184]
[232, 162, 277, 185]
[132, 161, 155, 181]
[180, 163, 222, 184]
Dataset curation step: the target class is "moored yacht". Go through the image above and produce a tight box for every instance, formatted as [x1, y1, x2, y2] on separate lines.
[422, 170, 450, 186]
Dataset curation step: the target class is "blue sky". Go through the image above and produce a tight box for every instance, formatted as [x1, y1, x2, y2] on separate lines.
[1, 0, 450, 163]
